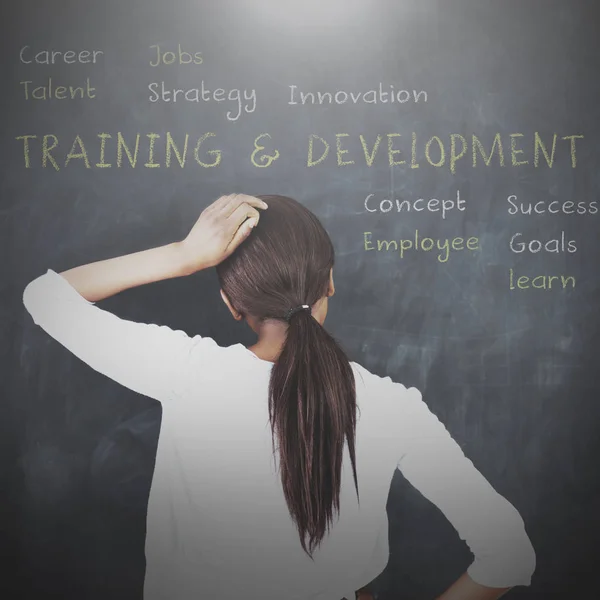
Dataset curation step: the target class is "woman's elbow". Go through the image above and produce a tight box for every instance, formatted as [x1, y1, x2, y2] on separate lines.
[505, 509, 536, 585]
[518, 535, 537, 585]
[468, 525, 536, 588]
[493, 504, 536, 586]
[495, 532, 536, 587]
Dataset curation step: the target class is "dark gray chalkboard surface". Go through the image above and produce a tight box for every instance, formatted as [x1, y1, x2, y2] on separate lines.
[2, 0, 599, 598]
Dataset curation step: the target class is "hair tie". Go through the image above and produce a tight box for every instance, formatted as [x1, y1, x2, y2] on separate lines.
[285, 304, 311, 322]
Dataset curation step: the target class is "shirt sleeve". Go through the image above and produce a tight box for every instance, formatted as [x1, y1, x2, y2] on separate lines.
[394, 385, 536, 589]
[22, 269, 217, 403]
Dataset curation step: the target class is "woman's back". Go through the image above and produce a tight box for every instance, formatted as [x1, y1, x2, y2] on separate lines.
[143, 342, 406, 600]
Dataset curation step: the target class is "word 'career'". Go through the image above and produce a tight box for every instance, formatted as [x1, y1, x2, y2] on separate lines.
[19, 46, 104, 64]
[14, 132, 584, 171]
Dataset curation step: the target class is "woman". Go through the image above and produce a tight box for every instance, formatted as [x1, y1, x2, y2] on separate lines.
[23, 194, 535, 600]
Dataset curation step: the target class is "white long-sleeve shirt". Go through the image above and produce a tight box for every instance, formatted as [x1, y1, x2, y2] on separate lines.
[22, 269, 536, 600]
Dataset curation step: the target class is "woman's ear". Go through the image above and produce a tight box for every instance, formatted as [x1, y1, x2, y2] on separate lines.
[327, 268, 335, 298]
[220, 289, 243, 321]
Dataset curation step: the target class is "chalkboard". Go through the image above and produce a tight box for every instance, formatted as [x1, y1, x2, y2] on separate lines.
[2, 0, 599, 598]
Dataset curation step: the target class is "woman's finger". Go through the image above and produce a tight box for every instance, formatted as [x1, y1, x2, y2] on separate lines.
[222, 193, 268, 217]
[228, 203, 261, 230]
[225, 215, 258, 254]
[223, 203, 261, 254]
[209, 194, 268, 219]
[202, 194, 234, 218]
[216, 193, 240, 216]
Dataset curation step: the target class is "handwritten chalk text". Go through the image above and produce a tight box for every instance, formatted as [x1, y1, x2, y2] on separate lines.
[307, 132, 583, 171]
[289, 83, 427, 106]
[363, 231, 479, 263]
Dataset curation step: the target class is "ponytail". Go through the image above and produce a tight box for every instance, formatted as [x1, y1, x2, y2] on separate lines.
[215, 193, 357, 556]
[268, 309, 359, 557]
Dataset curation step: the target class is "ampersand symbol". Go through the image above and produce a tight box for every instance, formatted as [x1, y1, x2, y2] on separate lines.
[251, 133, 280, 168]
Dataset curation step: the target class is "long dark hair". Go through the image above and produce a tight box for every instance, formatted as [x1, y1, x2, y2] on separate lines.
[216, 195, 359, 557]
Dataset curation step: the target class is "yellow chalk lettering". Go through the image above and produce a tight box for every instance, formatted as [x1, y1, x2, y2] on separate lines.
[387, 134, 405, 166]
[359, 134, 382, 167]
[410, 131, 420, 169]
[69, 85, 84, 99]
[16, 135, 36, 168]
[307, 134, 329, 167]
[20, 81, 32, 99]
[378, 239, 398, 251]
[399, 239, 412, 258]
[534, 132, 557, 167]
[42, 135, 59, 170]
[96, 134, 112, 168]
[336, 134, 354, 166]
[250, 133, 279, 168]
[421, 237, 434, 251]
[166, 132, 189, 167]
[424, 136, 445, 167]
[117, 132, 140, 167]
[85, 78, 96, 98]
[511, 269, 575, 290]
[363, 232, 374, 251]
[561, 135, 584, 168]
[32, 85, 47, 100]
[145, 134, 161, 168]
[64, 135, 90, 168]
[450, 134, 466, 174]
[437, 239, 450, 262]
[194, 132, 221, 167]
[472, 133, 505, 166]
[510, 133, 528, 166]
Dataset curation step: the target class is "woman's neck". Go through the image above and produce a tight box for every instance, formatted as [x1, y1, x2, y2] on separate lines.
[247, 341, 282, 363]
[246, 319, 289, 362]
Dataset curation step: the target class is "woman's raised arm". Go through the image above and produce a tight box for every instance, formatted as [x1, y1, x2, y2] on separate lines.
[22, 194, 268, 402]
[23, 268, 217, 403]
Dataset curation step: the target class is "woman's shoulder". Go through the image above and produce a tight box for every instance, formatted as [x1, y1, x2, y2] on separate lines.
[350, 360, 421, 405]
[349, 361, 431, 445]
[350, 360, 411, 390]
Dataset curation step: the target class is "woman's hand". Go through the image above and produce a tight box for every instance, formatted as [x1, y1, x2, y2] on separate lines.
[57, 193, 268, 302]
[179, 193, 268, 274]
